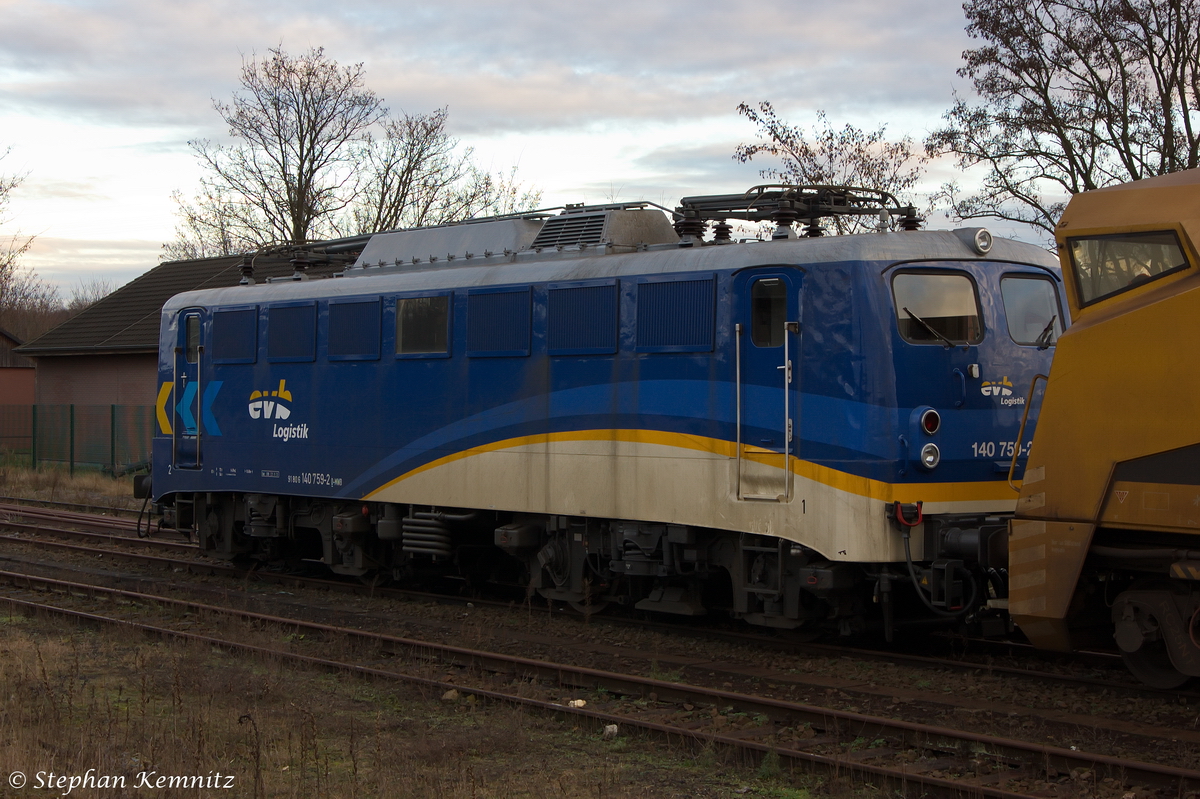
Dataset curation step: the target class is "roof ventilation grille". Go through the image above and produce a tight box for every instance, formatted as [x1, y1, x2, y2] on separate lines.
[530, 213, 607, 249]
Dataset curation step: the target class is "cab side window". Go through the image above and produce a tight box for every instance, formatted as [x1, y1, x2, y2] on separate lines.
[892, 272, 983, 345]
[185, 314, 201, 364]
[751, 278, 786, 347]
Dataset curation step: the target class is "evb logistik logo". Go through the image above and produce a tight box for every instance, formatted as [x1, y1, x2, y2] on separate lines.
[981, 375, 1025, 407]
[248, 380, 309, 441]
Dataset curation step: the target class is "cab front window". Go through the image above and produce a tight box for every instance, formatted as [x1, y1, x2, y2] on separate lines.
[1001, 276, 1063, 347]
[892, 272, 983, 346]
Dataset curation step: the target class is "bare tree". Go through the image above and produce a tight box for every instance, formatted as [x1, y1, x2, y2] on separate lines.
[162, 186, 249, 261]
[182, 46, 384, 250]
[734, 103, 928, 234]
[168, 50, 541, 259]
[0, 148, 33, 280]
[346, 108, 477, 234]
[64, 278, 115, 314]
[0, 150, 64, 341]
[344, 108, 541, 235]
[926, 0, 1200, 239]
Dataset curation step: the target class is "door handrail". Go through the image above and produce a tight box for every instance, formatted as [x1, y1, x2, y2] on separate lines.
[171, 346, 180, 468]
[1008, 373, 1048, 492]
[195, 344, 204, 468]
[735, 323, 743, 500]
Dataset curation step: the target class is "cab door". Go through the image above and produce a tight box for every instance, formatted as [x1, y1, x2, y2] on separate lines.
[735, 269, 803, 501]
[173, 309, 204, 469]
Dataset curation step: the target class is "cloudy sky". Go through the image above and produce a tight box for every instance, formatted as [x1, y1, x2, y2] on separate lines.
[0, 0, 984, 294]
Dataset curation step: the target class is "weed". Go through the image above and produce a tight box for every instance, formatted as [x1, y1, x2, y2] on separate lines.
[757, 750, 783, 779]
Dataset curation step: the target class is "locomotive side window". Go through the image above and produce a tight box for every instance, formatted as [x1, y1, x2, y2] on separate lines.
[892, 272, 983, 345]
[1000, 277, 1063, 347]
[750, 278, 786, 347]
[184, 314, 201, 364]
[396, 295, 450, 355]
[1067, 230, 1188, 306]
[211, 308, 257, 364]
[267, 303, 317, 362]
[329, 299, 381, 361]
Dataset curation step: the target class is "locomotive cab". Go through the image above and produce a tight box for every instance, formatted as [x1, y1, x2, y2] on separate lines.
[879, 251, 1064, 639]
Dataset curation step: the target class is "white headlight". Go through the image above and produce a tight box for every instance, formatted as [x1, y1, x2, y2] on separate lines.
[920, 443, 941, 470]
[973, 228, 993, 254]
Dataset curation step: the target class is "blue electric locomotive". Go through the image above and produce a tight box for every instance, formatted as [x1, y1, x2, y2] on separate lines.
[148, 186, 1061, 636]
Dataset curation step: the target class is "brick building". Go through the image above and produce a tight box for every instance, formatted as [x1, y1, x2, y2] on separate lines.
[0, 327, 35, 404]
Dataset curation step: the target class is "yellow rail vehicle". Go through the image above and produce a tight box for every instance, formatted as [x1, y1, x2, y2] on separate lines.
[1011, 170, 1200, 688]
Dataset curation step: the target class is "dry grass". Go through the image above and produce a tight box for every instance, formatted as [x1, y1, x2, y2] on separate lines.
[0, 609, 858, 798]
[0, 460, 138, 510]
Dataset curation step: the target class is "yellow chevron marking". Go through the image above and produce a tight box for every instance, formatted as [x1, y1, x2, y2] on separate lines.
[155, 382, 173, 435]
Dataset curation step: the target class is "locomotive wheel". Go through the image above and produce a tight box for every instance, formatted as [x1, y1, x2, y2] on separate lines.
[1121, 638, 1191, 690]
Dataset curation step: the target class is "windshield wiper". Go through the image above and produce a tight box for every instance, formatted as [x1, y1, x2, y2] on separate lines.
[903, 307, 956, 350]
[1035, 315, 1057, 350]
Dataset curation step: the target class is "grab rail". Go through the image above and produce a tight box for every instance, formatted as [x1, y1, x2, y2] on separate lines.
[1008, 373, 1048, 492]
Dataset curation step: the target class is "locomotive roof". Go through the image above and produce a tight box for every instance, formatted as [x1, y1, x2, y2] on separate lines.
[163, 228, 1057, 311]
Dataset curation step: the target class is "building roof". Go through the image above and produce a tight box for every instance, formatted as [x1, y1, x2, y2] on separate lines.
[0, 327, 34, 367]
[16, 249, 355, 357]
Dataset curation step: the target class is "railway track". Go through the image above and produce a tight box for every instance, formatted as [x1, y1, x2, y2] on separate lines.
[2, 569, 1196, 799]
[3, 504, 1199, 791]
[0, 502, 1186, 700]
[0, 495, 142, 518]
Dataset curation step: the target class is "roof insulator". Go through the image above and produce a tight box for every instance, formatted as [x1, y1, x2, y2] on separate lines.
[674, 208, 705, 247]
[291, 251, 311, 279]
[239, 255, 255, 286]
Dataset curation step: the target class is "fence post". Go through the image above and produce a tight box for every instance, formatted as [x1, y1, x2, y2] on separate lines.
[111, 404, 117, 472]
[69, 404, 75, 477]
[30, 405, 37, 470]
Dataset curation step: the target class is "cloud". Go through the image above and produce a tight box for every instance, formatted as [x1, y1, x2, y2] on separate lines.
[0, 0, 994, 290]
[16, 177, 108, 203]
[22, 236, 161, 291]
[0, 0, 973, 134]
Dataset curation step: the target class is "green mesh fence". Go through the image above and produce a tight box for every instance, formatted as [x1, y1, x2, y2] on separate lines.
[0, 404, 154, 473]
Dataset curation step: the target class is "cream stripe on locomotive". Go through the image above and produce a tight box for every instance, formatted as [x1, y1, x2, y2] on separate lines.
[362, 429, 1019, 563]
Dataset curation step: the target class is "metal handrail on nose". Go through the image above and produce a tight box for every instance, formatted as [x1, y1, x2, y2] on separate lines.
[1008, 373, 1049, 492]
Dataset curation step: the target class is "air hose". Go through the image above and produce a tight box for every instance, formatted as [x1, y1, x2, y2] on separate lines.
[894, 501, 978, 618]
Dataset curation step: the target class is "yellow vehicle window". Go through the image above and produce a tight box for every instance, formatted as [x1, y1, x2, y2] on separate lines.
[1068, 230, 1188, 306]
[892, 272, 983, 346]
